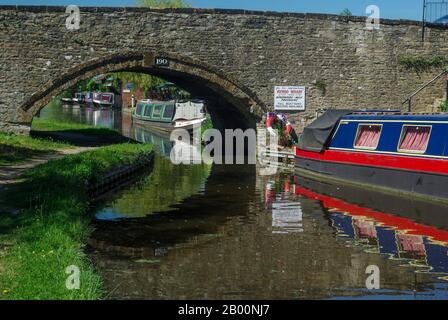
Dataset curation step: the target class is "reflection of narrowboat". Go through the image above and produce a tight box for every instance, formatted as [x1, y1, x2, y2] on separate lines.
[132, 99, 207, 132]
[294, 181, 448, 274]
[93, 92, 115, 107]
[133, 125, 173, 158]
[295, 110, 448, 201]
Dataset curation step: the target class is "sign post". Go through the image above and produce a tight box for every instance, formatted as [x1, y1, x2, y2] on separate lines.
[274, 86, 306, 111]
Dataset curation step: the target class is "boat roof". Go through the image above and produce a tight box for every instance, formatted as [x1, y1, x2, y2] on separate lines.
[342, 112, 448, 122]
[298, 110, 448, 153]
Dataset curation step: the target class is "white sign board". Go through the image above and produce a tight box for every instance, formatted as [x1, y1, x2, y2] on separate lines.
[274, 86, 306, 111]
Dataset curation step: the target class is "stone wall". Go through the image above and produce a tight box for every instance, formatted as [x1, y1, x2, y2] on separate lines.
[1, 6, 448, 134]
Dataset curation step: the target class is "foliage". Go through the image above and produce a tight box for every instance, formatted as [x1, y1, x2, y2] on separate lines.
[440, 100, 448, 112]
[399, 55, 448, 73]
[315, 79, 327, 95]
[138, 0, 191, 8]
[200, 116, 213, 138]
[340, 8, 353, 16]
[109, 72, 166, 93]
[0, 143, 153, 299]
[0, 132, 71, 166]
[271, 120, 289, 146]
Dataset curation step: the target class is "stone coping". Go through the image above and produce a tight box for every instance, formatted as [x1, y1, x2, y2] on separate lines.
[0, 5, 442, 29]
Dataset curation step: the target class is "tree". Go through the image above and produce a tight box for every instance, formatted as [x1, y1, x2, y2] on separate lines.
[138, 0, 191, 8]
[340, 8, 353, 16]
[109, 72, 166, 92]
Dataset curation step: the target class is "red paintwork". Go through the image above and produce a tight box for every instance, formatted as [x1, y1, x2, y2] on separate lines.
[295, 147, 448, 175]
[294, 184, 448, 243]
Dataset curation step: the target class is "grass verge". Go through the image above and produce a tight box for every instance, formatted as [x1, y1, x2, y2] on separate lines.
[0, 132, 71, 166]
[0, 143, 153, 300]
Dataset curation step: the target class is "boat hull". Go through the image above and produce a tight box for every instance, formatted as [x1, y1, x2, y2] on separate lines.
[93, 101, 114, 108]
[132, 116, 206, 133]
[132, 117, 173, 133]
[295, 150, 448, 202]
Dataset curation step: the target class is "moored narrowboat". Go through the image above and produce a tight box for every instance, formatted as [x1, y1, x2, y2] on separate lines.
[72, 92, 86, 104]
[93, 92, 115, 107]
[84, 92, 94, 105]
[132, 99, 207, 132]
[295, 110, 448, 201]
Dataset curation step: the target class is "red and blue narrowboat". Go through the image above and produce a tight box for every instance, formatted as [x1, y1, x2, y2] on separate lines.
[295, 110, 448, 202]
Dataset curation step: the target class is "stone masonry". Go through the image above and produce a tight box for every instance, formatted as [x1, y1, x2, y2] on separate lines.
[1, 6, 448, 134]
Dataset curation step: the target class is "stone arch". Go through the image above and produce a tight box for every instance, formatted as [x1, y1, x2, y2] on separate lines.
[16, 51, 267, 132]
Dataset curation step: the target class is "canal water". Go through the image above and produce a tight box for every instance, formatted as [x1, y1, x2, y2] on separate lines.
[39, 102, 448, 299]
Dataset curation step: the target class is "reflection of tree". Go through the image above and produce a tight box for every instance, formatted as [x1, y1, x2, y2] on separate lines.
[37, 98, 76, 123]
[110, 156, 212, 217]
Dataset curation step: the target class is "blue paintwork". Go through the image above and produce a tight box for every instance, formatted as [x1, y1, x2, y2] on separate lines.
[328, 213, 355, 238]
[424, 238, 448, 273]
[329, 114, 448, 157]
[376, 227, 399, 258]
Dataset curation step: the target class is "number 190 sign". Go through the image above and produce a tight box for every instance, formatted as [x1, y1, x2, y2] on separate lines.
[155, 57, 170, 67]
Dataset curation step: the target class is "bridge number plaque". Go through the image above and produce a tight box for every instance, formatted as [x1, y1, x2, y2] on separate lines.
[155, 57, 170, 67]
[274, 86, 306, 111]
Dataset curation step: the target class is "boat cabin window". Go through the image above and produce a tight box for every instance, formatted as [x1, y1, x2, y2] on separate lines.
[152, 105, 163, 119]
[136, 102, 144, 116]
[144, 104, 153, 117]
[398, 125, 431, 153]
[163, 105, 175, 119]
[354, 124, 382, 150]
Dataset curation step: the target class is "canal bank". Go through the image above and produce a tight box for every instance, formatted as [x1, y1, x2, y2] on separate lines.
[0, 121, 154, 300]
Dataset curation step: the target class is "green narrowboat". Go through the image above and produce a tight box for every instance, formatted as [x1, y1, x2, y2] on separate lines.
[132, 99, 207, 132]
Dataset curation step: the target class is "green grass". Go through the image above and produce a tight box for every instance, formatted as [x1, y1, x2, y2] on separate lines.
[32, 118, 122, 137]
[0, 132, 71, 166]
[0, 143, 153, 300]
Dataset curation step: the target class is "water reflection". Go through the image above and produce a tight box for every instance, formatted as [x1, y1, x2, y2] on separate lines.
[40, 101, 121, 130]
[95, 155, 212, 220]
[293, 177, 448, 279]
[88, 169, 448, 299]
[265, 181, 303, 234]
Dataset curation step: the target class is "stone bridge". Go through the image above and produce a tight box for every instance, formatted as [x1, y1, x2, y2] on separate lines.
[2, 5, 448, 134]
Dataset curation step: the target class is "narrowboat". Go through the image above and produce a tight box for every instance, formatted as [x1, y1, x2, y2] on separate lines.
[132, 99, 207, 132]
[93, 92, 115, 107]
[295, 110, 448, 201]
[72, 92, 86, 104]
[84, 92, 94, 105]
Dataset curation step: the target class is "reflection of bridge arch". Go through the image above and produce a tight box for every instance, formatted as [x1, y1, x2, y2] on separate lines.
[19, 51, 265, 133]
